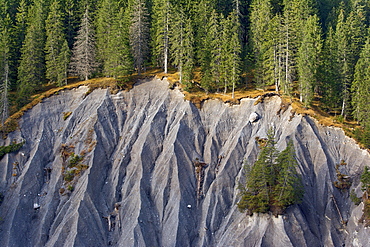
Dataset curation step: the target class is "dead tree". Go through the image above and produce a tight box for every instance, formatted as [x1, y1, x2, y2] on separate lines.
[103, 203, 121, 232]
[194, 159, 208, 203]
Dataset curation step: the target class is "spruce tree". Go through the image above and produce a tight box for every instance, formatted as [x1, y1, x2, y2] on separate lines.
[297, 14, 322, 107]
[63, 0, 82, 48]
[208, 10, 222, 92]
[45, 0, 69, 85]
[222, 10, 241, 97]
[69, 6, 98, 81]
[339, 6, 366, 117]
[170, 7, 194, 87]
[352, 35, 370, 129]
[238, 128, 279, 213]
[282, 0, 314, 95]
[95, 0, 118, 76]
[105, 7, 133, 78]
[249, 0, 273, 88]
[128, 0, 149, 75]
[238, 129, 304, 215]
[12, 0, 28, 90]
[17, 0, 47, 103]
[320, 26, 341, 109]
[56, 40, 70, 85]
[0, 12, 12, 125]
[273, 140, 303, 212]
[151, 0, 171, 73]
[193, 0, 215, 90]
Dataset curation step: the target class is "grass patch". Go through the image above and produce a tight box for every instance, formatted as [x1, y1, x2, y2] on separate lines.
[0, 140, 25, 159]
[63, 112, 72, 120]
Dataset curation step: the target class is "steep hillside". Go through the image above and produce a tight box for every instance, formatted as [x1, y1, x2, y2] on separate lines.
[0, 78, 369, 247]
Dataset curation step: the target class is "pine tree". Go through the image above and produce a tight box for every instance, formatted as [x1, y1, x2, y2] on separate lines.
[282, 0, 314, 95]
[13, 0, 28, 90]
[222, 10, 241, 97]
[170, 7, 194, 87]
[352, 36, 370, 129]
[297, 14, 322, 107]
[208, 10, 222, 92]
[320, 26, 341, 109]
[238, 129, 304, 215]
[69, 6, 98, 81]
[63, 0, 82, 48]
[193, 0, 215, 90]
[17, 0, 47, 103]
[45, 0, 69, 85]
[151, 0, 171, 73]
[0, 11, 12, 125]
[128, 0, 149, 75]
[249, 0, 273, 88]
[95, 0, 118, 76]
[56, 39, 70, 85]
[339, 6, 366, 117]
[238, 128, 279, 213]
[273, 140, 303, 212]
[104, 7, 133, 78]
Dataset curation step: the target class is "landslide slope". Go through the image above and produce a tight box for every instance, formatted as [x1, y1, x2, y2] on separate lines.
[0, 78, 369, 247]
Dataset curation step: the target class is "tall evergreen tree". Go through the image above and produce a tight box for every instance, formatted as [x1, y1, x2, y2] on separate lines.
[151, 0, 171, 73]
[128, 0, 149, 75]
[17, 0, 47, 102]
[320, 26, 341, 109]
[222, 10, 241, 97]
[13, 0, 28, 89]
[208, 10, 222, 92]
[282, 0, 314, 95]
[339, 6, 366, 117]
[63, 0, 82, 49]
[238, 128, 279, 213]
[273, 140, 303, 211]
[69, 6, 98, 81]
[352, 35, 370, 129]
[95, 0, 118, 76]
[57, 40, 70, 85]
[0, 10, 12, 125]
[45, 0, 69, 85]
[297, 14, 322, 107]
[170, 7, 194, 87]
[104, 7, 133, 78]
[249, 0, 273, 88]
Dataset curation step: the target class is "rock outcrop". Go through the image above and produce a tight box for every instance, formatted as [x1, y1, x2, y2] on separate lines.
[0, 78, 369, 247]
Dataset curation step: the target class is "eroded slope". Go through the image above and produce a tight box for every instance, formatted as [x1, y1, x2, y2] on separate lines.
[0, 78, 369, 247]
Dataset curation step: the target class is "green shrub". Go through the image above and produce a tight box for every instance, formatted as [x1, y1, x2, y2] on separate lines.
[67, 185, 74, 192]
[350, 189, 361, 205]
[64, 169, 75, 182]
[69, 153, 83, 167]
[0, 141, 25, 159]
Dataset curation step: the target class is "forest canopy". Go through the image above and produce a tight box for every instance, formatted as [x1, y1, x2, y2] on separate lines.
[0, 0, 369, 143]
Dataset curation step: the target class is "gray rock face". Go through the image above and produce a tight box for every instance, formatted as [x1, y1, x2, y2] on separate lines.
[0, 78, 369, 247]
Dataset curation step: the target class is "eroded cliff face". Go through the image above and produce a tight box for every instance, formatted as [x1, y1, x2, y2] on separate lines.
[0, 78, 369, 247]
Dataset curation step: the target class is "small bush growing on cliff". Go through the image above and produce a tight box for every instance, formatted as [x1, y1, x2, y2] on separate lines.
[238, 128, 304, 216]
[69, 153, 83, 167]
[0, 140, 25, 159]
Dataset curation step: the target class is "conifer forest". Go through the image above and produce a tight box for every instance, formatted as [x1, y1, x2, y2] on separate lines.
[0, 0, 369, 144]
